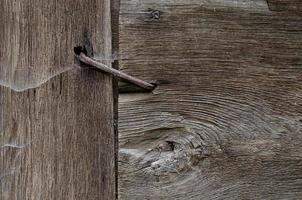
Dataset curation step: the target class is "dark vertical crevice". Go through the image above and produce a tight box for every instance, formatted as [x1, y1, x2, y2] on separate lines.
[111, 0, 120, 199]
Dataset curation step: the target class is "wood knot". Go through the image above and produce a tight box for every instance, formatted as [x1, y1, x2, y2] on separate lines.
[144, 134, 207, 176]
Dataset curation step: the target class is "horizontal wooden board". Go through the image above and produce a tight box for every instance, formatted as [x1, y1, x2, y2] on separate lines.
[118, 0, 302, 199]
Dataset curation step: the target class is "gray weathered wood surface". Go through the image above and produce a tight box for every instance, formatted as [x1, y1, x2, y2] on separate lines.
[118, 0, 302, 199]
[0, 0, 116, 199]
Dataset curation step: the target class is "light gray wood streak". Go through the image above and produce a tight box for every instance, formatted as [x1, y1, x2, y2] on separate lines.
[118, 0, 302, 199]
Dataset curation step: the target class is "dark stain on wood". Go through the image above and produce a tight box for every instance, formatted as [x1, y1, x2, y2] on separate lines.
[267, 0, 302, 11]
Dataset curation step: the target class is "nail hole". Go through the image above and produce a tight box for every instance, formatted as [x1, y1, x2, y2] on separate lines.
[74, 46, 87, 56]
[148, 9, 161, 20]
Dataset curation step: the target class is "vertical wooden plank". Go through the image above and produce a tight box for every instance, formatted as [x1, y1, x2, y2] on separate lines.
[0, 0, 116, 199]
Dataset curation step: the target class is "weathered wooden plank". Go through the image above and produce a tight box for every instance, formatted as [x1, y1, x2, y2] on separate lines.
[0, 0, 116, 199]
[0, 0, 113, 91]
[118, 0, 302, 199]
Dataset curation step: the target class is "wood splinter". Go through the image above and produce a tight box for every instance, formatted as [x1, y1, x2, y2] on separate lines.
[74, 46, 156, 91]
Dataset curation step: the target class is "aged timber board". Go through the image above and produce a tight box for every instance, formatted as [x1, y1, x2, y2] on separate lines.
[118, 0, 302, 199]
[0, 0, 116, 200]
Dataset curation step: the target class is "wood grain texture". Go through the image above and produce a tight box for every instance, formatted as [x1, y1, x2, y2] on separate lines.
[0, 0, 112, 91]
[118, 0, 302, 199]
[0, 0, 116, 199]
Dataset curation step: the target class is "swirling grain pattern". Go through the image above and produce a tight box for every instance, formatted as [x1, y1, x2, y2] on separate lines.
[118, 0, 302, 199]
